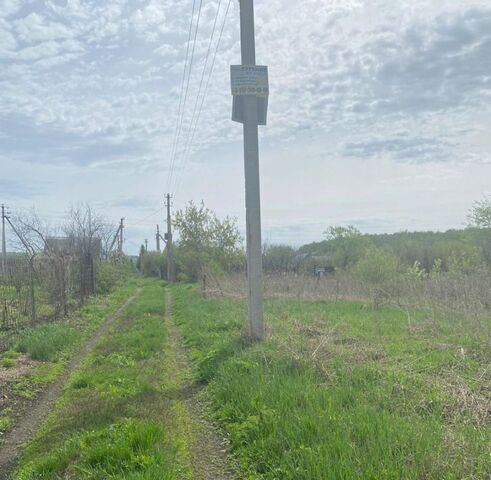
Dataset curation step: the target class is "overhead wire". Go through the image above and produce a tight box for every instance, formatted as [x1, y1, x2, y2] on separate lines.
[167, 0, 204, 192]
[171, 0, 224, 193]
[174, 0, 233, 198]
[166, 0, 199, 193]
[126, 206, 165, 227]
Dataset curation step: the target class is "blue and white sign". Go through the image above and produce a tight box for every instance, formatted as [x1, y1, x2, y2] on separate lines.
[231, 65, 269, 97]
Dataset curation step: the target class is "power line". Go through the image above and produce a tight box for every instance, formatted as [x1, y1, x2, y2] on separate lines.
[167, 0, 204, 193]
[174, 0, 233, 198]
[126, 206, 165, 227]
[172, 0, 225, 192]
[167, 0, 198, 193]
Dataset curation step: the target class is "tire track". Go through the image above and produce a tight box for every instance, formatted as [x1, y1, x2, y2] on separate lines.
[0, 290, 140, 480]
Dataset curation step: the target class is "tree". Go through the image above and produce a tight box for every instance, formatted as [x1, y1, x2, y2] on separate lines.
[263, 244, 296, 272]
[467, 196, 491, 229]
[64, 204, 116, 298]
[173, 201, 243, 281]
[353, 247, 402, 308]
[136, 245, 145, 272]
[324, 225, 371, 270]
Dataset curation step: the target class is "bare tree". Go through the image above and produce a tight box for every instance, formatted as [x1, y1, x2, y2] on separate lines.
[64, 204, 117, 300]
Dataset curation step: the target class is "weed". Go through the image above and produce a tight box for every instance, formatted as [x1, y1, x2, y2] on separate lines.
[1, 358, 16, 368]
[16, 419, 175, 480]
[0, 414, 13, 435]
[3, 350, 21, 359]
[16, 324, 80, 362]
[172, 284, 491, 480]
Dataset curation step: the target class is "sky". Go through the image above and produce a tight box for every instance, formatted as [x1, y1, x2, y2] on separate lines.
[1, 0, 490, 254]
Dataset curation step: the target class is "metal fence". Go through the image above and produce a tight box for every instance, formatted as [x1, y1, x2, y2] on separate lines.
[0, 252, 95, 352]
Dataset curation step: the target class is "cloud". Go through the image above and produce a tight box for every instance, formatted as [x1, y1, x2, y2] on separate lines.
[1, 0, 491, 252]
[343, 136, 452, 162]
[14, 12, 74, 44]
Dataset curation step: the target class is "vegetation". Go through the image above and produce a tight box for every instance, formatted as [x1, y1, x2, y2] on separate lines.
[1, 205, 134, 335]
[172, 284, 490, 480]
[0, 278, 136, 444]
[262, 244, 296, 272]
[173, 201, 243, 281]
[14, 280, 192, 480]
[467, 195, 491, 229]
[15, 324, 80, 362]
[137, 201, 244, 283]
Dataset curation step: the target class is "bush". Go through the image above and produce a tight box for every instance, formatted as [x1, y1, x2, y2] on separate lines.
[96, 260, 133, 294]
[140, 252, 165, 278]
[16, 323, 80, 361]
[353, 247, 402, 307]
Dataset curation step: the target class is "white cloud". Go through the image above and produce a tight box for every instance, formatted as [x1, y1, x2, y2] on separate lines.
[1, 0, 490, 253]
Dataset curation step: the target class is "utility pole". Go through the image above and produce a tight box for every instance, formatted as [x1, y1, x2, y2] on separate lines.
[236, 0, 265, 340]
[118, 218, 124, 253]
[165, 194, 176, 282]
[145, 238, 148, 252]
[1, 204, 6, 275]
[156, 225, 161, 252]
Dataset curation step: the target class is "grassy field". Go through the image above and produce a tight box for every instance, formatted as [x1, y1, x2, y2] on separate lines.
[0, 279, 137, 442]
[172, 284, 490, 479]
[13, 279, 194, 480]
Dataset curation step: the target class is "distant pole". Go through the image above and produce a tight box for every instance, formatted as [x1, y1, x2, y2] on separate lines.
[239, 0, 264, 340]
[118, 218, 124, 253]
[156, 225, 161, 252]
[145, 238, 148, 252]
[1, 204, 6, 275]
[165, 194, 176, 282]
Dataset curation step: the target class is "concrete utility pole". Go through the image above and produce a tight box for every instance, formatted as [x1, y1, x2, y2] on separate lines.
[156, 225, 161, 252]
[1, 204, 6, 275]
[165, 194, 176, 282]
[238, 0, 264, 340]
[118, 218, 124, 253]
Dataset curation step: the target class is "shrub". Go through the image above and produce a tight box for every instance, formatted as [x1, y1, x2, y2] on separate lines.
[96, 260, 133, 294]
[353, 247, 402, 307]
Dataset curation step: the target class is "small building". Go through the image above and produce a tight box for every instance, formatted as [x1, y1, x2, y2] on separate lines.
[44, 237, 102, 258]
[292, 253, 335, 276]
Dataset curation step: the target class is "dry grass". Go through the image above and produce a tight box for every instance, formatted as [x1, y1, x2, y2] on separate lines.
[206, 272, 491, 339]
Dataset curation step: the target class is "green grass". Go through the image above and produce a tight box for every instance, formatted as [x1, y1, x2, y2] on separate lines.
[1, 357, 16, 367]
[14, 279, 190, 480]
[0, 411, 13, 435]
[10, 278, 137, 366]
[15, 324, 80, 361]
[172, 285, 491, 480]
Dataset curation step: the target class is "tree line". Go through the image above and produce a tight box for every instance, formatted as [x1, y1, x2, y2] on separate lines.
[138, 196, 491, 283]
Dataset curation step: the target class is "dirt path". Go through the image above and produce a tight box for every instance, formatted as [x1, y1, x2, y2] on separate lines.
[164, 289, 236, 480]
[0, 290, 139, 480]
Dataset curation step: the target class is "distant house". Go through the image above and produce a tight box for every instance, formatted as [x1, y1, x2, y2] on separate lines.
[44, 237, 102, 258]
[292, 253, 335, 276]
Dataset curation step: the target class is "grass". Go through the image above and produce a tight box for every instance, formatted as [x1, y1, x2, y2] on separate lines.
[172, 284, 491, 480]
[0, 278, 138, 444]
[1, 357, 16, 368]
[9, 278, 137, 367]
[15, 324, 80, 361]
[14, 279, 192, 480]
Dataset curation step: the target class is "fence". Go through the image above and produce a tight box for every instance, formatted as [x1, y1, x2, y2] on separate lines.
[0, 252, 96, 352]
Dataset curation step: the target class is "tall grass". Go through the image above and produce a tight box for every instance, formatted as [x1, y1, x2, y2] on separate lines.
[16, 324, 80, 361]
[172, 284, 490, 479]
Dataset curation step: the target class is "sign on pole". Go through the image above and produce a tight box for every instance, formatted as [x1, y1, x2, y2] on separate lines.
[231, 65, 269, 126]
[231, 65, 269, 96]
